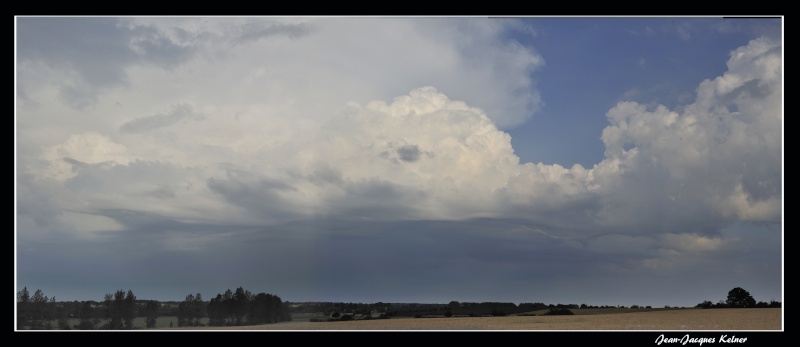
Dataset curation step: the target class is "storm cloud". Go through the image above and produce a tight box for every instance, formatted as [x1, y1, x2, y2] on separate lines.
[16, 17, 781, 307]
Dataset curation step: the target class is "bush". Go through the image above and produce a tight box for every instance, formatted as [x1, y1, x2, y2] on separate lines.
[544, 308, 574, 316]
[696, 300, 713, 309]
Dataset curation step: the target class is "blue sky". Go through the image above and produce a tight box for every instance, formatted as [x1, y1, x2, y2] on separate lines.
[508, 17, 781, 168]
[15, 16, 782, 310]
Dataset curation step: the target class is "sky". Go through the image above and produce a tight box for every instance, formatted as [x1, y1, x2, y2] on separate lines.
[15, 16, 782, 308]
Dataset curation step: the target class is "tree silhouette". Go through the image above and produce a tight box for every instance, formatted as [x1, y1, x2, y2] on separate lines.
[104, 289, 137, 329]
[726, 287, 756, 308]
[177, 293, 194, 327]
[17, 287, 30, 329]
[144, 300, 160, 328]
[123, 290, 136, 329]
[206, 287, 290, 326]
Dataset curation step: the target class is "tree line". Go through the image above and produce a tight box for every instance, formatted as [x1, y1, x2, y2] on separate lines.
[207, 287, 291, 326]
[695, 287, 781, 309]
[16, 286, 291, 330]
[18, 285, 780, 329]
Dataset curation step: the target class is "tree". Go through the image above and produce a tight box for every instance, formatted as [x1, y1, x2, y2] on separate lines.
[726, 287, 756, 308]
[177, 294, 195, 327]
[23, 288, 53, 329]
[207, 294, 226, 326]
[123, 290, 137, 329]
[17, 287, 31, 329]
[104, 289, 137, 329]
[192, 293, 205, 326]
[31, 289, 46, 328]
[144, 300, 160, 328]
[233, 287, 250, 325]
[176, 292, 206, 326]
[108, 290, 125, 329]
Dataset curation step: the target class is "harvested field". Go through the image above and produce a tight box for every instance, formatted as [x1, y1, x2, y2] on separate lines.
[172, 308, 781, 331]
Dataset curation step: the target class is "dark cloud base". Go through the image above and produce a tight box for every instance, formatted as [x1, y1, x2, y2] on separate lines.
[16, 217, 781, 307]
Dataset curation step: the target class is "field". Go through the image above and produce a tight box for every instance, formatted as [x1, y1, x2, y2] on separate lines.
[167, 308, 782, 331]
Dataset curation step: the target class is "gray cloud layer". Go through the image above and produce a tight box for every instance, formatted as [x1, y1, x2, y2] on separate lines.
[120, 103, 202, 134]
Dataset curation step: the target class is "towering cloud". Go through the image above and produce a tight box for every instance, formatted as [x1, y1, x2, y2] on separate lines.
[20, 33, 781, 234]
[593, 37, 781, 234]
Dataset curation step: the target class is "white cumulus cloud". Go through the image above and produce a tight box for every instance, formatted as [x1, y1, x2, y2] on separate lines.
[17, 18, 781, 244]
